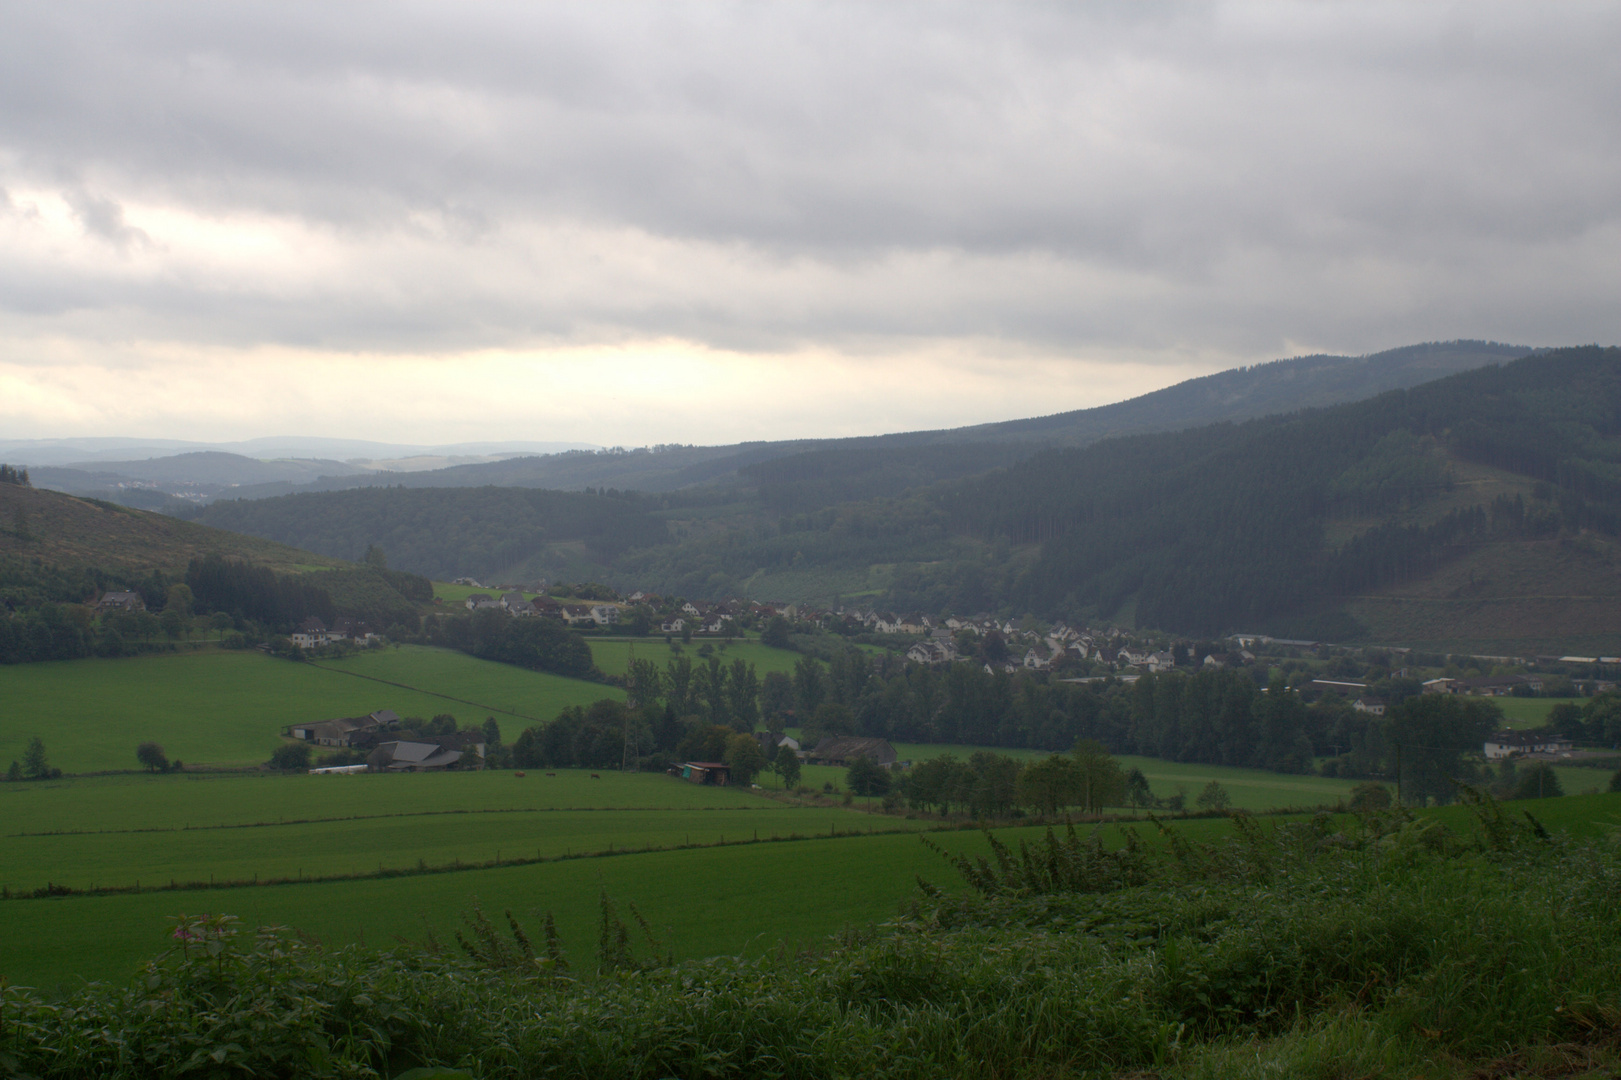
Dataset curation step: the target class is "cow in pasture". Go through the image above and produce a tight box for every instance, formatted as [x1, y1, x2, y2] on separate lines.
[514, 771, 525, 778]
[590, 773, 601, 779]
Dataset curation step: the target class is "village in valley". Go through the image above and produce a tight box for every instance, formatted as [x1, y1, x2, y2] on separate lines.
[265, 578, 1621, 785]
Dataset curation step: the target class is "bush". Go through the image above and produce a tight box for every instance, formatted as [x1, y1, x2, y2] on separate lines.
[1510, 763, 1564, 799]
[269, 742, 313, 771]
[135, 742, 169, 773]
[1349, 780, 1392, 813]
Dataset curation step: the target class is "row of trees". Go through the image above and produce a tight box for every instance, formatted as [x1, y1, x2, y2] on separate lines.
[879, 743, 1231, 818]
[421, 610, 597, 680]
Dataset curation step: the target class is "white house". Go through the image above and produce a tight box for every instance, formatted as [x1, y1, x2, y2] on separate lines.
[1484, 732, 1574, 760]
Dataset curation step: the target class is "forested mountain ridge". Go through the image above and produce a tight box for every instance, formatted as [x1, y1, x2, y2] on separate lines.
[183, 346, 1621, 653]
[620, 346, 1621, 649]
[197, 486, 673, 582]
[912, 345, 1621, 639]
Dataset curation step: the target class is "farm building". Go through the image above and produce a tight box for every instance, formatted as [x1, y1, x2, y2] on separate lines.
[366, 736, 486, 771]
[674, 761, 731, 785]
[753, 731, 801, 757]
[1483, 732, 1574, 760]
[807, 737, 898, 768]
[96, 591, 146, 611]
[287, 709, 401, 747]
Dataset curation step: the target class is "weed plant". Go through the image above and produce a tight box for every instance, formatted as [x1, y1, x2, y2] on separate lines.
[4, 792, 1620, 1079]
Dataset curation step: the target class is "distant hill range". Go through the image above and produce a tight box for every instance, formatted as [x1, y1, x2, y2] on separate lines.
[5, 438, 598, 510]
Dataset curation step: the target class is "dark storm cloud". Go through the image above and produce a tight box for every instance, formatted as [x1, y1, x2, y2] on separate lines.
[0, 1, 1617, 356]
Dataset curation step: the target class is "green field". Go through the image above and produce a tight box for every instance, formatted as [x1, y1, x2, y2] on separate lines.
[0, 771, 918, 896]
[588, 636, 802, 677]
[0, 785, 1261, 994]
[1493, 696, 1584, 727]
[10, 789, 1620, 995]
[0, 646, 618, 773]
[783, 742, 1362, 811]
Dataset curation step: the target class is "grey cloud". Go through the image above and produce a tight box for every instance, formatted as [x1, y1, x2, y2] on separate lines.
[0, 1, 1616, 358]
[63, 189, 153, 250]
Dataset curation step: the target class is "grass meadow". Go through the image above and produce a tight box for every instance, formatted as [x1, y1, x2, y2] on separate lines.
[9, 788, 1619, 996]
[0, 789, 1254, 993]
[0, 645, 617, 774]
[588, 636, 802, 677]
[1493, 695, 1584, 727]
[773, 742, 1363, 812]
[0, 771, 920, 895]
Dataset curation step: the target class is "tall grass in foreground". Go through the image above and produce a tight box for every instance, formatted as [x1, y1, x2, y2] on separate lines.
[4, 793, 1620, 1079]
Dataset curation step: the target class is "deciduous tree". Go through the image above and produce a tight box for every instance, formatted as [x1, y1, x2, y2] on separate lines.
[846, 755, 891, 798]
[723, 732, 765, 786]
[136, 742, 169, 772]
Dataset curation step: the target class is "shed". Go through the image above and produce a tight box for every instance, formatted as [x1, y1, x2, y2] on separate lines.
[677, 761, 731, 785]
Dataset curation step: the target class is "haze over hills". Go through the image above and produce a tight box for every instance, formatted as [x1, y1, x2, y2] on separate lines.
[0, 436, 598, 468]
[8, 440, 600, 510]
[187, 340, 1532, 503]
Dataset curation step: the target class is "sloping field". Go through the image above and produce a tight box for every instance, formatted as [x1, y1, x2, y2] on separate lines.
[0, 814, 1249, 992]
[0, 483, 338, 575]
[0, 646, 616, 773]
[0, 771, 910, 895]
[1346, 536, 1621, 654]
[1494, 696, 1585, 727]
[588, 637, 802, 677]
[9, 793, 1620, 996]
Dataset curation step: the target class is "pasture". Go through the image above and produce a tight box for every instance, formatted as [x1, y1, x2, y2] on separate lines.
[588, 636, 802, 677]
[0, 792, 1263, 993]
[779, 742, 1363, 812]
[0, 645, 617, 773]
[9, 790, 1620, 994]
[0, 771, 916, 895]
[1493, 695, 1584, 727]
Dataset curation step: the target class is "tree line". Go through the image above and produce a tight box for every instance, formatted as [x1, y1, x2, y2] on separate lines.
[489, 643, 1508, 805]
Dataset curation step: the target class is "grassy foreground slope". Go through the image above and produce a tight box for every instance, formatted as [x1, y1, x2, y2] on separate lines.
[9, 793, 1621, 1079]
[0, 646, 616, 773]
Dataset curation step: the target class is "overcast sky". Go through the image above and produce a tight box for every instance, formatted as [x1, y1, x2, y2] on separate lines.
[1, 2, 1617, 446]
